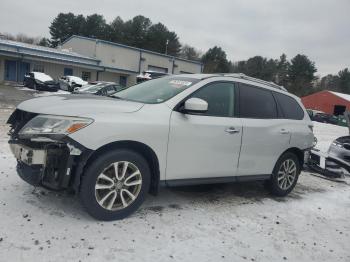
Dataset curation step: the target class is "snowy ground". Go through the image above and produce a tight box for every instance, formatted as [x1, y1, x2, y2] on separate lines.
[0, 91, 349, 261]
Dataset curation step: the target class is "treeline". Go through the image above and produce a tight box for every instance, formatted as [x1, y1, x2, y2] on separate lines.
[48, 13, 183, 57]
[1, 12, 349, 97]
[202, 47, 350, 96]
[0, 32, 44, 45]
[316, 69, 350, 94]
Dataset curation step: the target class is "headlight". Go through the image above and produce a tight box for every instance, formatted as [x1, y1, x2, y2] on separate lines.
[19, 115, 93, 136]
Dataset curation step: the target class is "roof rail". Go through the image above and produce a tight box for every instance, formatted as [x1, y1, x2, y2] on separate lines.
[222, 73, 287, 92]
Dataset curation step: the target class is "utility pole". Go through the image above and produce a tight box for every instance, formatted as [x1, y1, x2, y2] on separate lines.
[165, 39, 169, 55]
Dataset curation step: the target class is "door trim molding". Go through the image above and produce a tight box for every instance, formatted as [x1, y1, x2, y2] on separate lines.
[161, 174, 271, 187]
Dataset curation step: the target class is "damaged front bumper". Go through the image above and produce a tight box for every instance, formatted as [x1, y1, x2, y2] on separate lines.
[8, 137, 92, 191]
[7, 109, 93, 192]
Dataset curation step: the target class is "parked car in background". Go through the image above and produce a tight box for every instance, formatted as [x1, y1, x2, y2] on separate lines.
[59, 75, 87, 92]
[306, 109, 324, 120]
[23, 72, 59, 92]
[7, 73, 314, 220]
[307, 109, 349, 127]
[73, 82, 122, 96]
[136, 70, 169, 83]
[312, 113, 338, 125]
[335, 115, 348, 127]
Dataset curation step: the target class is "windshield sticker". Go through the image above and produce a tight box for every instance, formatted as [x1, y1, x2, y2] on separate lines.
[169, 80, 192, 88]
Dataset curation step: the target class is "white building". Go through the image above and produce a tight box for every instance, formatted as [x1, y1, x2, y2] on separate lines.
[0, 36, 203, 87]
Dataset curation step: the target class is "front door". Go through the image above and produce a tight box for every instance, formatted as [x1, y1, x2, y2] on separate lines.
[19, 62, 30, 82]
[166, 82, 242, 180]
[5, 60, 17, 81]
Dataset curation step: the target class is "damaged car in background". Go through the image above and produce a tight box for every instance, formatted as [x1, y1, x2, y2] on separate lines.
[308, 112, 350, 178]
[7, 73, 314, 221]
[59, 75, 87, 92]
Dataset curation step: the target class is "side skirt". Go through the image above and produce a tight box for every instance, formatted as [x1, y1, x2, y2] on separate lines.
[161, 174, 271, 187]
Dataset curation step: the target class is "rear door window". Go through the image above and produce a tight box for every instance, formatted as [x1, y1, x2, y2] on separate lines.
[239, 84, 277, 119]
[274, 92, 304, 120]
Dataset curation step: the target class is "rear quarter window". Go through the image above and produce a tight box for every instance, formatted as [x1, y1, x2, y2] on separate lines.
[274, 92, 304, 120]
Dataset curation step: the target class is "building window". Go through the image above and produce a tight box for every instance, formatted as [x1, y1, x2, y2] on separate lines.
[33, 64, 44, 73]
[119, 75, 127, 87]
[148, 65, 168, 73]
[82, 71, 91, 81]
[64, 68, 73, 76]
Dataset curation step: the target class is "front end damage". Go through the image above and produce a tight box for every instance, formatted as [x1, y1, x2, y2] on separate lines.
[7, 109, 92, 191]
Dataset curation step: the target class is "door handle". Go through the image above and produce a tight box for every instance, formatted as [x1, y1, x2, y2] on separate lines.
[225, 127, 240, 134]
[280, 129, 290, 134]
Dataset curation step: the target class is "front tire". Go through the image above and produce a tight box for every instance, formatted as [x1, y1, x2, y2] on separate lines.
[266, 152, 300, 196]
[79, 149, 151, 221]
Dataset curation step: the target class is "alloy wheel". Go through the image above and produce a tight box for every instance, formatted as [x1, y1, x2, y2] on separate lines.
[277, 159, 297, 190]
[95, 161, 142, 211]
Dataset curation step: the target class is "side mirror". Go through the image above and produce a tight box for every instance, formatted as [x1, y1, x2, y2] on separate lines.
[184, 98, 208, 113]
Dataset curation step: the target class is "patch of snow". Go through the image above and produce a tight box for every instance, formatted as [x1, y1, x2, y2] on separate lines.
[32, 72, 53, 82]
[330, 91, 350, 102]
[15, 86, 37, 92]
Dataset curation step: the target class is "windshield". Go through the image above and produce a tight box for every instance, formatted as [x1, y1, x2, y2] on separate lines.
[112, 76, 199, 103]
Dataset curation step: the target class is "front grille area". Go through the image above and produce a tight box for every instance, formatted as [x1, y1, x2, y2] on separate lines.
[7, 109, 38, 138]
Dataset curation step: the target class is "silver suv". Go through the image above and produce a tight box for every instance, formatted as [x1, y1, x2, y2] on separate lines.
[7, 74, 314, 220]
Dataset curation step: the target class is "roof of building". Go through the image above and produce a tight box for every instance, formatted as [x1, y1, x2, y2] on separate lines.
[0, 38, 100, 68]
[330, 91, 350, 102]
[63, 35, 203, 65]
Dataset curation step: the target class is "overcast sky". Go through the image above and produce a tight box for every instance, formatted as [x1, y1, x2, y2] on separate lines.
[1, 0, 349, 76]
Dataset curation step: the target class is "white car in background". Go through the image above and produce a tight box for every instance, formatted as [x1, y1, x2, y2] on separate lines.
[59, 75, 88, 92]
[7, 73, 314, 221]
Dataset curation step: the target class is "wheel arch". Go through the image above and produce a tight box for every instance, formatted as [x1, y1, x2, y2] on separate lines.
[79, 140, 160, 195]
[281, 147, 305, 168]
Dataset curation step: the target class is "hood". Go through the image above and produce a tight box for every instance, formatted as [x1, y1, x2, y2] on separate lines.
[17, 95, 144, 117]
[33, 72, 53, 82]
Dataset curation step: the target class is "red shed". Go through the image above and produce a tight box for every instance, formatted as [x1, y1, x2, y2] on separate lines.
[301, 90, 350, 115]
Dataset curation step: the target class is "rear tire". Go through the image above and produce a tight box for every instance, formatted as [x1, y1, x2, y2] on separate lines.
[79, 149, 151, 221]
[266, 152, 300, 196]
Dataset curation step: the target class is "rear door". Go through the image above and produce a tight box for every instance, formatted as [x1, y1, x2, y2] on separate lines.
[237, 84, 291, 176]
[273, 91, 313, 150]
[166, 81, 242, 180]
